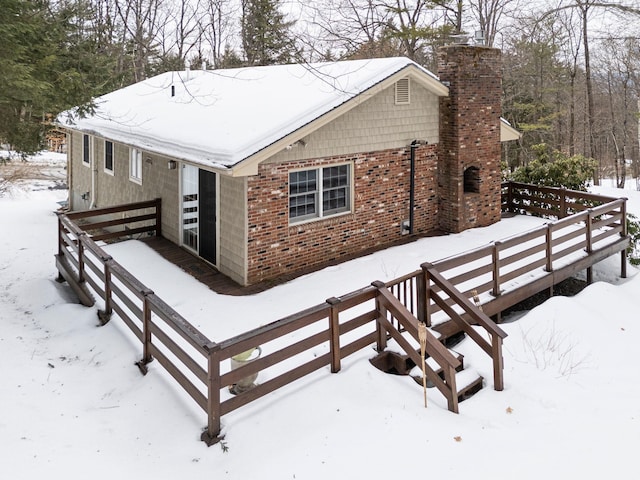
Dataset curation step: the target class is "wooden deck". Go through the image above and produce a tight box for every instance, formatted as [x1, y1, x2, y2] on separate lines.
[54, 184, 631, 444]
[140, 237, 268, 296]
[140, 231, 447, 296]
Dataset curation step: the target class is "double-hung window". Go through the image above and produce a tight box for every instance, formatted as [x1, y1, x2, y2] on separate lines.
[129, 148, 143, 184]
[104, 140, 114, 174]
[82, 134, 91, 166]
[289, 164, 351, 222]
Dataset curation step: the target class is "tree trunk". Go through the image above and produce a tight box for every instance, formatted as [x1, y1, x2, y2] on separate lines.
[581, 4, 599, 184]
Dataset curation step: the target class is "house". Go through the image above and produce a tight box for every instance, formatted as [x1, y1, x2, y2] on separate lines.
[57, 44, 520, 286]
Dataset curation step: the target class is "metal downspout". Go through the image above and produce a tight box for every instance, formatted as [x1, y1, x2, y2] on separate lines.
[66, 132, 73, 209]
[409, 141, 417, 234]
[89, 138, 96, 209]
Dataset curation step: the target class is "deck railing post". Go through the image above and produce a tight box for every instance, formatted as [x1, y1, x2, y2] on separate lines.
[202, 342, 223, 446]
[371, 281, 388, 352]
[104, 262, 112, 314]
[142, 294, 153, 364]
[444, 364, 459, 414]
[98, 258, 114, 325]
[586, 209, 594, 254]
[545, 223, 555, 295]
[155, 198, 162, 238]
[56, 214, 63, 257]
[326, 297, 342, 373]
[421, 264, 432, 327]
[492, 335, 504, 391]
[545, 224, 553, 273]
[507, 182, 514, 212]
[560, 187, 567, 218]
[586, 209, 594, 284]
[56, 214, 65, 282]
[77, 232, 87, 283]
[491, 241, 501, 296]
[135, 290, 155, 374]
[416, 271, 427, 326]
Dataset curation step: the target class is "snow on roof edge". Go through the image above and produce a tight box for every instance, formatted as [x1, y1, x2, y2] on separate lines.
[57, 58, 446, 171]
[231, 62, 431, 169]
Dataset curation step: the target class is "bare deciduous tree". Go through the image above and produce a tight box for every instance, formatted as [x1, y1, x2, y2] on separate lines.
[467, 0, 519, 47]
[536, 0, 640, 183]
[162, 0, 203, 64]
[303, 0, 391, 58]
[199, 0, 236, 67]
[114, 0, 166, 81]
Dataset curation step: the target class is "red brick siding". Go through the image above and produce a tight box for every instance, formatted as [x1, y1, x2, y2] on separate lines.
[246, 145, 438, 284]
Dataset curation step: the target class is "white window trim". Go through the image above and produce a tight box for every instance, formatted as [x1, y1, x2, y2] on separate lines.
[289, 162, 352, 225]
[129, 148, 143, 184]
[104, 140, 114, 175]
[82, 134, 91, 167]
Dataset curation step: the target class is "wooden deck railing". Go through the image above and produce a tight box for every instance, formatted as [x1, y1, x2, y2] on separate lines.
[501, 181, 619, 218]
[420, 265, 507, 392]
[387, 184, 629, 325]
[372, 281, 461, 413]
[65, 198, 161, 242]
[55, 183, 630, 445]
[57, 211, 212, 418]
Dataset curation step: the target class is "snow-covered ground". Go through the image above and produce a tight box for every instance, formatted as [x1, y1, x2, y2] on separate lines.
[1, 154, 639, 479]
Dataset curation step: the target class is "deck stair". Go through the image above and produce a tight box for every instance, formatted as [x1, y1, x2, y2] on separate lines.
[369, 281, 496, 412]
[432, 320, 469, 348]
[370, 330, 484, 404]
[419, 354, 484, 401]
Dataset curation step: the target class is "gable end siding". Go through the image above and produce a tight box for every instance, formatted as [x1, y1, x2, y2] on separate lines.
[266, 82, 439, 166]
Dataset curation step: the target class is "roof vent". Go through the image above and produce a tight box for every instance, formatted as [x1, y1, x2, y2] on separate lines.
[395, 78, 410, 105]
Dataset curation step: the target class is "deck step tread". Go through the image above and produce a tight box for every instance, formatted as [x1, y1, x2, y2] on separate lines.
[455, 369, 484, 401]
[455, 369, 482, 393]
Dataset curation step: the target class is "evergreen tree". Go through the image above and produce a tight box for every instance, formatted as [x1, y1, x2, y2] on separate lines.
[510, 143, 597, 192]
[240, 0, 298, 66]
[0, 0, 117, 155]
[0, 0, 49, 153]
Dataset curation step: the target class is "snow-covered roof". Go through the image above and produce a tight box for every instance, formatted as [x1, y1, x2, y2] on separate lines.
[58, 58, 448, 174]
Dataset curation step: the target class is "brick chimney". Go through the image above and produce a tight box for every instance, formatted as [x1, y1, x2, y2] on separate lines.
[437, 45, 502, 233]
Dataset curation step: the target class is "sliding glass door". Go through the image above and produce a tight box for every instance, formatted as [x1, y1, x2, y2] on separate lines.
[181, 164, 217, 265]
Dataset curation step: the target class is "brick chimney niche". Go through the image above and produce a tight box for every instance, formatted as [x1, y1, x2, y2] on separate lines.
[437, 45, 502, 233]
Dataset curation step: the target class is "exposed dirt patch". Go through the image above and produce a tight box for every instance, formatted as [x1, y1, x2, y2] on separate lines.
[503, 277, 588, 315]
[0, 162, 66, 181]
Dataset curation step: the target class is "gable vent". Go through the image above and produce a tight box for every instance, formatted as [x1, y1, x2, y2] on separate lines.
[395, 78, 410, 105]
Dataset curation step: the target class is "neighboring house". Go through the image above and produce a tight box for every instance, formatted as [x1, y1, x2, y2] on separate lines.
[58, 44, 520, 286]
